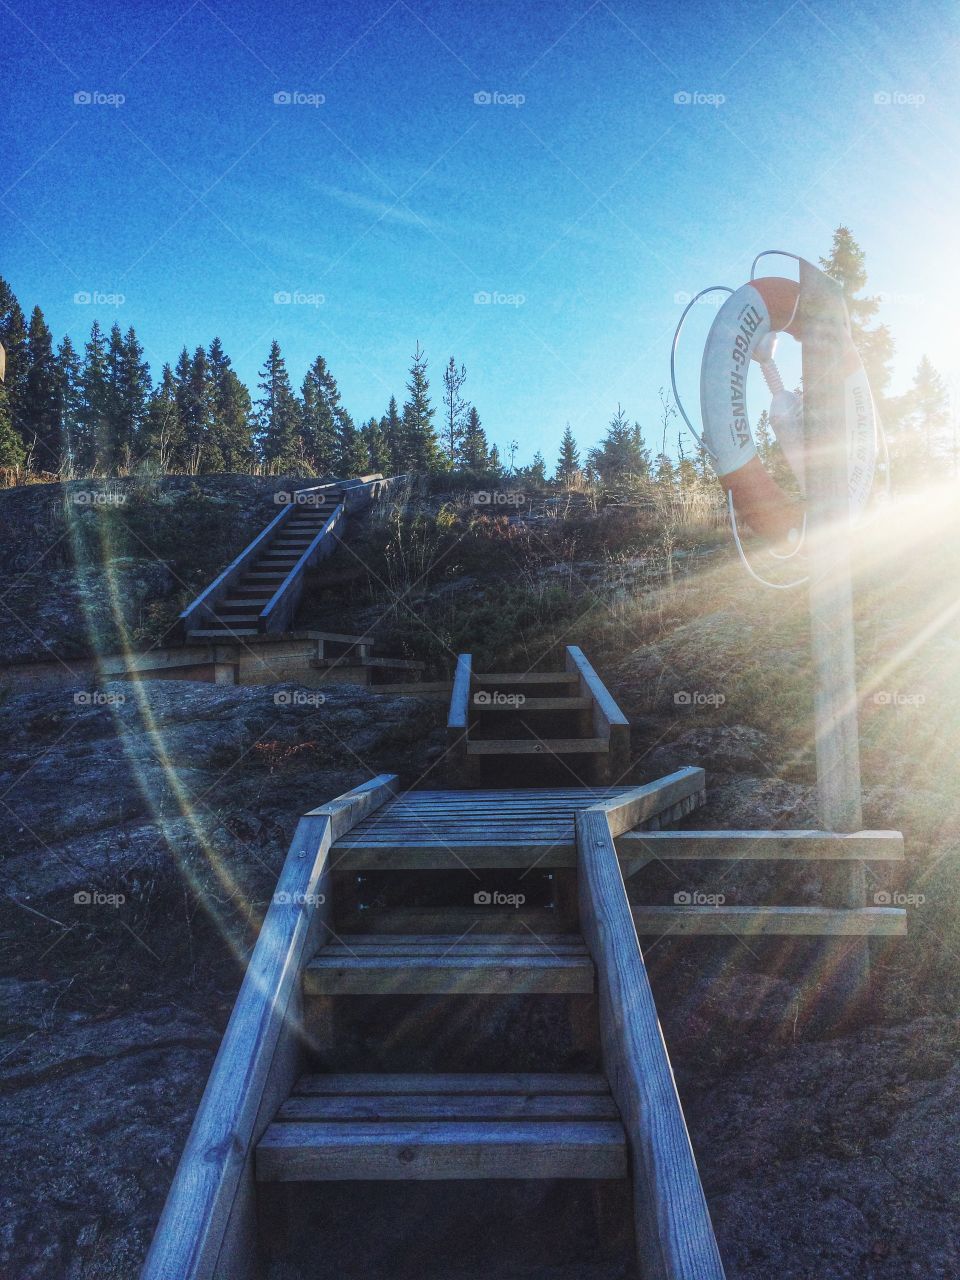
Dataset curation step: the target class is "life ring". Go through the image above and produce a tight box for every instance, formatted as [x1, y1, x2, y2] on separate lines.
[699, 276, 877, 542]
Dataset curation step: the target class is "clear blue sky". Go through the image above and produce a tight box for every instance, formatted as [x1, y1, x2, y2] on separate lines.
[2, 0, 958, 465]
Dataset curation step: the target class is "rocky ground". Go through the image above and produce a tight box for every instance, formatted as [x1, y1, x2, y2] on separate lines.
[1, 479, 959, 1278]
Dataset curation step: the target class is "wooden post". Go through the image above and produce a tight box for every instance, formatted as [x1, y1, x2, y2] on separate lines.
[799, 258, 870, 1016]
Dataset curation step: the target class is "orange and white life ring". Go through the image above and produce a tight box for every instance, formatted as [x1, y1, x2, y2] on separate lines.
[698, 276, 877, 542]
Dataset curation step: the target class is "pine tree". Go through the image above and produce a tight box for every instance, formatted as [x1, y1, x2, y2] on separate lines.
[488, 443, 503, 476]
[115, 326, 151, 468]
[441, 356, 467, 464]
[0, 379, 25, 475]
[54, 336, 83, 474]
[893, 354, 950, 488]
[461, 404, 489, 470]
[0, 279, 29, 459]
[300, 354, 341, 475]
[556, 423, 580, 483]
[336, 410, 369, 477]
[80, 321, 111, 472]
[208, 338, 253, 471]
[143, 363, 183, 471]
[255, 341, 302, 473]
[380, 396, 404, 474]
[820, 226, 895, 404]
[526, 450, 547, 487]
[22, 306, 61, 471]
[587, 406, 651, 485]
[401, 342, 440, 471]
[362, 416, 391, 472]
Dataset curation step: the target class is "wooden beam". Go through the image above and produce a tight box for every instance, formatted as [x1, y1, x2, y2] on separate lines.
[630, 905, 907, 937]
[618, 829, 904, 865]
[588, 767, 707, 838]
[577, 808, 726, 1278]
[466, 737, 608, 755]
[141, 774, 398, 1280]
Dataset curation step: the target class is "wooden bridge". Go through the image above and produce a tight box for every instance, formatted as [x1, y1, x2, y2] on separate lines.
[179, 473, 408, 641]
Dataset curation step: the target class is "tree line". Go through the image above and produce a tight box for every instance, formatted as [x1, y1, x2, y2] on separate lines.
[0, 227, 951, 492]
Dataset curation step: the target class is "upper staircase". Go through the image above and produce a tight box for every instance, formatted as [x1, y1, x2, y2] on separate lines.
[180, 474, 406, 642]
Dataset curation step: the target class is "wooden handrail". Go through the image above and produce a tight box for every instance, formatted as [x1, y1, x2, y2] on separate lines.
[577, 785, 725, 1280]
[565, 646, 630, 777]
[259, 504, 345, 632]
[141, 773, 398, 1280]
[447, 653, 472, 732]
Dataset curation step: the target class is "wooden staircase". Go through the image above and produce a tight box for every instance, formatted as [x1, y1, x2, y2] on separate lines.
[187, 491, 342, 639]
[142, 771, 726, 1280]
[447, 647, 630, 786]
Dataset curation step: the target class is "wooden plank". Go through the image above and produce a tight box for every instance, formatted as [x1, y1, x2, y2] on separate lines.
[256, 1119, 627, 1182]
[294, 1074, 613, 1096]
[472, 671, 579, 684]
[141, 774, 398, 1280]
[577, 808, 725, 1279]
[329, 845, 577, 869]
[631, 905, 907, 937]
[337, 908, 570, 935]
[589, 768, 706, 838]
[275, 1094, 619, 1121]
[316, 936, 587, 952]
[618, 829, 904, 864]
[473, 696, 591, 711]
[303, 954, 595, 995]
[466, 738, 608, 755]
[447, 653, 472, 731]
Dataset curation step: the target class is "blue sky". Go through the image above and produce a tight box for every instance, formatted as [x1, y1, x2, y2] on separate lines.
[2, 0, 958, 465]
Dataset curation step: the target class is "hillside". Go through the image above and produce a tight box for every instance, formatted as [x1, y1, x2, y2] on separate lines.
[1, 479, 958, 1277]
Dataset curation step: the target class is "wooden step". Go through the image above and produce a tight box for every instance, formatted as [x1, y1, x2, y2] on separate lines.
[472, 672, 579, 685]
[618, 829, 905, 867]
[210, 613, 260, 625]
[466, 738, 608, 755]
[304, 934, 595, 995]
[630, 905, 907, 936]
[218, 598, 269, 611]
[256, 1073, 626, 1182]
[472, 696, 590, 712]
[187, 628, 258, 639]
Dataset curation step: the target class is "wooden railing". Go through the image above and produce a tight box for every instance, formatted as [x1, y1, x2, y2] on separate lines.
[141, 774, 398, 1280]
[259, 503, 345, 633]
[565, 645, 631, 777]
[576, 772, 726, 1280]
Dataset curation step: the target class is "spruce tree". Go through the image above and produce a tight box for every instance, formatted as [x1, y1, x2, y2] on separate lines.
[336, 410, 369, 477]
[300, 354, 341, 474]
[54, 336, 83, 474]
[80, 321, 111, 472]
[0, 379, 25, 475]
[362, 415, 391, 472]
[380, 395, 404, 473]
[820, 226, 895, 404]
[23, 306, 61, 471]
[208, 338, 253, 471]
[401, 342, 440, 471]
[461, 404, 489, 470]
[255, 341, 302, 473]
[527, 450, 547, 487]
[143, 363, 183, 471]
[587, 406, 650, 485]
[0, 279, 28, 457]
[556, 423, 580, 483]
